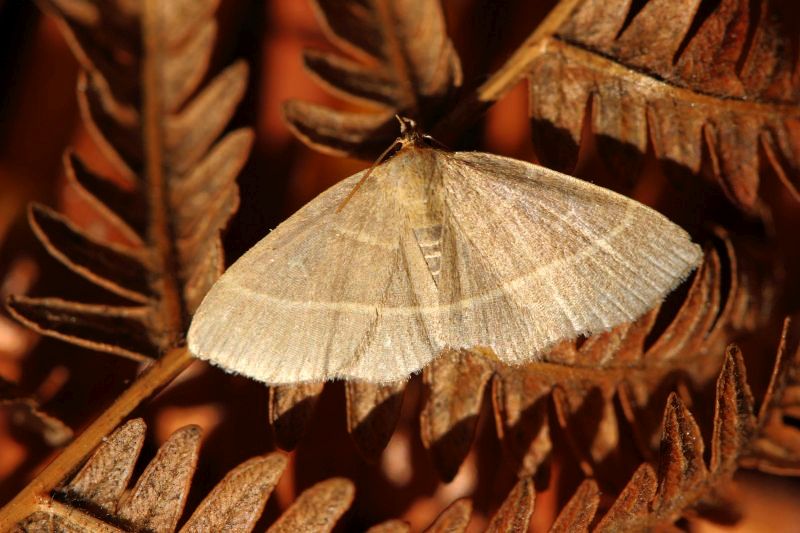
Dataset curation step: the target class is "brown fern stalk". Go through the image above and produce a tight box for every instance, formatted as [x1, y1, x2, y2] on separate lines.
[141, 0, 185, 346]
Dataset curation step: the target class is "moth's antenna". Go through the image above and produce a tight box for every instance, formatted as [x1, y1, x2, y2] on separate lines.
[422, 133, 450, 151]
[336, 139, 401, 213]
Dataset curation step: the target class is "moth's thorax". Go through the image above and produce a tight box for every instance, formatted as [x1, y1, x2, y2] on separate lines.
[389, 146, 444, 226]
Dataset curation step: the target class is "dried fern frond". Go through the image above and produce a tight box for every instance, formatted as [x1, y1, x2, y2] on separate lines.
[283, 0, 800, 210]
[591, 351, 754, 530]
[7, 0, 250, 360]
[2, 1, 796, 530]
[263, 321, 794, 531]
[282, 0, 462, 158]
[548, 479, 599, 532]
[480, 319, 800, 531]
[10, 417, 356, 532]
[366, 520, 410, 533]
[0, 251, 71, 447]
[0, 0, 254, 525]
[266, 477, 354, 533]
[524, 0, 800, 210]
[422, 498, 473, 533]
[402, 475, 585, 532]
[486, 477, 536, 532]
[269, 381, 325, 451]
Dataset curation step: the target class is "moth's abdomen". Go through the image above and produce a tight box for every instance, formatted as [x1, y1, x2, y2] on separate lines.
[413, 225, 443, 286]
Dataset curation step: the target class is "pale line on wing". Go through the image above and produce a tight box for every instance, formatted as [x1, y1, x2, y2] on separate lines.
[232, 204, 641, 316]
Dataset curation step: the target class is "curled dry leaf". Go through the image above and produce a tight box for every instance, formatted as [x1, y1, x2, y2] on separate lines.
[11, 417, 357, 533]
[269, 382, 325, 450]
[6, 0, 251, 360]
[283, 0, 462, 158]
[0, 375, 73, 447]
[525, 0, 800, 209]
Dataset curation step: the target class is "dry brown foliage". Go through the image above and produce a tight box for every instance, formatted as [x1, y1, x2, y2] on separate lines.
[0, 0, 799, 531]
[7, 0, 249, 359]
[0, 376, 71, 447]
[12, 418, 352, 532]
[283, 0, 463, 158]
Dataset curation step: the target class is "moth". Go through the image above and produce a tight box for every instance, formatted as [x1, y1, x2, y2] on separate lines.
[188, 118, 702, 384]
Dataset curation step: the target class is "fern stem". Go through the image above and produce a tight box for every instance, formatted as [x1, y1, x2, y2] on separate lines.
[432, 0, 583, 138]
[142, 0, 185, 346]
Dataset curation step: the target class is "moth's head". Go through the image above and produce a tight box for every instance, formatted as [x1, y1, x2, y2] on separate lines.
[396, 115, 417, 133]
[394, 115, 445, 152]
[396, 115, 424, 147]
